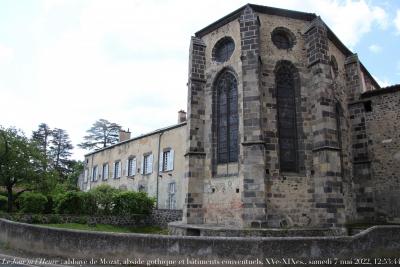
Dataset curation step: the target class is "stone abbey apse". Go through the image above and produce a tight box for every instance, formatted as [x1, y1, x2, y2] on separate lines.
[81, 4, 400, 230]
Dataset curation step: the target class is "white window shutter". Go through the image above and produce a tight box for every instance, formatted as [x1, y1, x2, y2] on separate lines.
[141, 156, 145, 174]
[126, 159, 129, 176]
[159, 152, 163, 172]
[132, 158, 136, 175]
[148, 154, 153, 174]
[168, 149, 174, 171]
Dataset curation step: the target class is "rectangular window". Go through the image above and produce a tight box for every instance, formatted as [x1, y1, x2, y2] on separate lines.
[142, 154, 153, 175]
[160, 149, 174, 172]
[114, 161, 121, 179]
[168, 182, 176, 209]
[92, 166, 98, 182]
[163, 151, 169, 171]
[127, 157, 136, 176]
[102, 163, 109, 180]
[84, 169, 88, 183]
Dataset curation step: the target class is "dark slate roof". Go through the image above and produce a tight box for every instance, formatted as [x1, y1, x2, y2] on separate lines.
[195, 4, 316, 37]
[194, 3, 380, 90]
[84, 122, 187, 157]
[361, 84, 400, 98]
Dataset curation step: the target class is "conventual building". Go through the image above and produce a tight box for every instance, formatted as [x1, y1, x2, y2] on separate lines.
[81, 4, 400, 230]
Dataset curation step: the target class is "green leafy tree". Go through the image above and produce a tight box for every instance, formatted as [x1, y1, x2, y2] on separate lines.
[0, 126, 47, 212]
[65, 160, 83, 189]
[78, 119, 121, 151]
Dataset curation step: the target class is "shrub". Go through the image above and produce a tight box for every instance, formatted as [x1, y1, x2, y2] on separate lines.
[82, 192, 97, 215]
[89, 184, 119, 215]
[55, 191, 97, 215]
[19, 192, 48, 214]
[55, 191, 86, 215]
[0, 196, 7, 211]
[112, 191, 155, 215]
[48, 214, 62, 224]
[43, 195, 55, 214]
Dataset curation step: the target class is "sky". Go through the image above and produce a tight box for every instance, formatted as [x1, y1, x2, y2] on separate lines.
[0, 0, 399, 160]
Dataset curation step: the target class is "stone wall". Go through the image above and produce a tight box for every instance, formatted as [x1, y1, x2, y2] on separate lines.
[0, 209, 183, 228]
[190, 4, 364, 228]
[1, 219, 400, 266]
[351, 88, 400, 222]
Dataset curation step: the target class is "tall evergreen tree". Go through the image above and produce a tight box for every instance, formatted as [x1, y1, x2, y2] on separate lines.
[78, 119, 121, 150]
[32, 123, 52, 158]
[49, 128, 73, 178]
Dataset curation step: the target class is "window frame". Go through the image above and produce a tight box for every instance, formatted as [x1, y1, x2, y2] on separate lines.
[113, 161, 121, 179]
[127, 157, 136, 177]
[102, 163, 109, 181]
[275, 61, 301, 173]
[92, 165, 98, 182]
[84, 169, 89, 183]
[168, 182, 176, 210]
[142, 153, 153, 175]
[212, 37, 235, 63]
[216, 70, 239, 164]
[160, 149, 174, 172]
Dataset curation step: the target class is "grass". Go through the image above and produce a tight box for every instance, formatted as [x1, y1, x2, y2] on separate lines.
[39, 223, 168, 235]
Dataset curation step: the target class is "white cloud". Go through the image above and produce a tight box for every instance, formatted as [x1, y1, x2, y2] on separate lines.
[368, 44, 382, 53]
[373, 75, 391, 87]
[395, 10, 400, 35]
[0, 0, 392, 160]
[0, 43, 14, 63]
[307, 0, 388, 48]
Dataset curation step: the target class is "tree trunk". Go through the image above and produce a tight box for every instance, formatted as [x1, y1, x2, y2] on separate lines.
[6, 185, 13, 212]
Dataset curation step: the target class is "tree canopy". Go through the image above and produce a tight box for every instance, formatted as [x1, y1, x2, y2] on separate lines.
[0, 126, 47, 211]
[78, 119, 121, 151]
[32, 124, 74, 179]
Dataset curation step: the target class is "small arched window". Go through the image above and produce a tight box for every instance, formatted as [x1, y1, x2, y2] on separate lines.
[213, 37, 235, 63]
[276, 64, 298, 172]
[216, 71, 238, 163]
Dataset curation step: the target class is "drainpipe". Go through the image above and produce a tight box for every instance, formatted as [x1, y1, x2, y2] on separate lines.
[156, 132, 164, 209]
[88, 154, 94, 191]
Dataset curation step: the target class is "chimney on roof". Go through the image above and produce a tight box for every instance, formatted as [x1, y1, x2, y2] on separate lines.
[178, 110, 187, 123]
[119, 128, 131, 142]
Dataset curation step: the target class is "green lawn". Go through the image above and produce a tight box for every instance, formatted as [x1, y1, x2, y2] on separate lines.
[39, 223, 168, 235]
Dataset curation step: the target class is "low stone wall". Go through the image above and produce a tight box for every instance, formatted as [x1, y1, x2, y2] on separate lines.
[0, 209, 182, 227]
[1, 219, 400, 266]
[168, 222, 347, 237]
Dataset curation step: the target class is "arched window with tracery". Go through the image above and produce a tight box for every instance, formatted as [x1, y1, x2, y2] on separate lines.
[216, 71, 238, 164]
[276, 64, 298, 172]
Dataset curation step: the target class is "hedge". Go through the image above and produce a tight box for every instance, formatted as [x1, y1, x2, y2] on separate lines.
[19, 192, 48, 214]
[0, 195, 7, 211]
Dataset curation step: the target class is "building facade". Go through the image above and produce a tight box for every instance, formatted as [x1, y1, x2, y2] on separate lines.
[80, 119, 186, 210]
[80, 4, 400, 229]
[183, 4, 400, 228]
